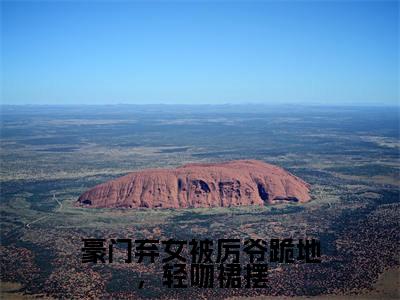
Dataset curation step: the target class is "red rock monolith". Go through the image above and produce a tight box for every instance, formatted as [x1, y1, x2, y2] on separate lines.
[77, 160, 311, 209]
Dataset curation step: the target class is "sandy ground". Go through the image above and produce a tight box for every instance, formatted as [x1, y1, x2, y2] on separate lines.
[0, 282, 51, 300]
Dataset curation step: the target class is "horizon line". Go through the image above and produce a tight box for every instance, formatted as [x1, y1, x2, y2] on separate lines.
[1, 102, 399, 108]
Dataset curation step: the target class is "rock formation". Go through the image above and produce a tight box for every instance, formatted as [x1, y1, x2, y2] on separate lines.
[77, 160, 311, 209]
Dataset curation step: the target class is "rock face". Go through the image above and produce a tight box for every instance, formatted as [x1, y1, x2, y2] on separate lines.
[77, 160, 311, 209]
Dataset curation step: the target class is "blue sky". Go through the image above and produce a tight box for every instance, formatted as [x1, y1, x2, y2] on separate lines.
[1, 1, 399, 105]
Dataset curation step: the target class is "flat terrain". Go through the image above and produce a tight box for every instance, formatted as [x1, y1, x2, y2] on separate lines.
[0, 105, 399, 299]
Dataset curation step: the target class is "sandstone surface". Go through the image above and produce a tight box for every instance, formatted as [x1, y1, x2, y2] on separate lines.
[77, 160, 311, 209]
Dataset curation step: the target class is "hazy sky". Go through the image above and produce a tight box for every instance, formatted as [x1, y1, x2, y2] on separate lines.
[1, 1, 399, 106]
